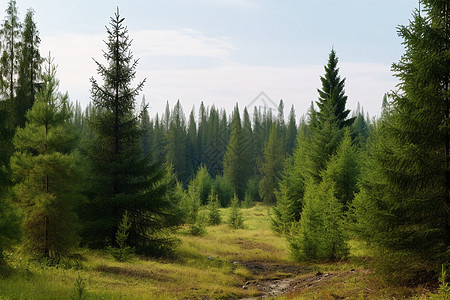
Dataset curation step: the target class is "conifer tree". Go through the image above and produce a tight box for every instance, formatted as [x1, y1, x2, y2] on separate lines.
[0, 0, 21, 105]
[151, 114, 165, 162]
[223, 104, 252, 199]
[289, 179, 348, 261]
[272, 119, 310, 233]
[11, 58, 81, 259]
[354, 0, 450, 283]
[305, 100, 342, 182]
[81, 9, 181, 255]
[15, 8, 41, 128]
[259, 125, 283, 204]
[186, 107, 198, 174]
[286, 105, 297, 155]
[207, 190, 221, 226]
[189, 164, 212, 205]
[165, 100, 188, 182]
[323, 128, 359, 208]
[228, 193, 244, 229]
[139, 97, 152, 157]
[316, 49, 354, 128]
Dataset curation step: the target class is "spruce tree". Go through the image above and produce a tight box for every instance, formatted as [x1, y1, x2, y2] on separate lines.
[316, 49, 354, 129]
[139, 96, 152, 157]
[0, 0, 21, 105]
[165, 100, 188, 182]
[223, 104, 252, 199]
[207, 190, 221, 226]
[15, 8, 41, 128]
[323, 128, 360, 209]
[81, 9, 181, 255]
[228, 193, 244, 229]
[354, 0, 450, 283]
[272, 119, 310, 233]
[259, 125, 283, 204]
[289, 179, 348, 261]
[286, 105, 297, 155]
[193, 164, 213, 204]
[11, 59, 80, 259]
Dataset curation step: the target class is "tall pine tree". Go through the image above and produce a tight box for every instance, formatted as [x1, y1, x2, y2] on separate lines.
[81, 9, 181, 255]
[354, 0, 450, 283]
[11, 58, 80, 259]
[15, 8, 41, 128]
[316, 49, 354, 129]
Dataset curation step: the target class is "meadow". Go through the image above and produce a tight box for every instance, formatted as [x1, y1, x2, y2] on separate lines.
[0, 204, 435, 299]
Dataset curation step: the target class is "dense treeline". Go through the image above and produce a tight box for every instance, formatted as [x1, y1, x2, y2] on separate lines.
[0, 0, 448, 288]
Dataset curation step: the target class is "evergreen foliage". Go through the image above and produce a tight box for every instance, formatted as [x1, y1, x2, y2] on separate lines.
[11, 58, 81, 259]
[223, 104, 252, 199]
[258, 125, 283, 204]
[354, 0, 450, 283]
[0, 0, 21, 105]
[80, 9, 181, 255]
[272, 121, 309, 234]
[189, 164, 212, 205]
[289, 179, 348, 261]
[107, 211, 134, 262]
[207, 190, 221, 226]
[15, 8, 41, 128]
[323, 128, 360, 208]
[228, 193, 244, 229]
[165, 100, 188, 182]
[185, 184, 205, 236]
[316, 49, 354, 129]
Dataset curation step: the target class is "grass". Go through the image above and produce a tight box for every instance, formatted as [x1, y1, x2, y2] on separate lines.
[0, 203, 436, 299]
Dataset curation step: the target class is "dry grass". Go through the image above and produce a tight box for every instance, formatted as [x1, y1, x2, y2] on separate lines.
[0, 203, 435, 299]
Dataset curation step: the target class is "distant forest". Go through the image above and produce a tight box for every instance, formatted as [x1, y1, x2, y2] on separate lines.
[0, 0, 448, 287]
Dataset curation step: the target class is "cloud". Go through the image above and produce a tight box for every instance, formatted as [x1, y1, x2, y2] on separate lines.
[133, 29, 237, 60]
[40, 29, 396, 120]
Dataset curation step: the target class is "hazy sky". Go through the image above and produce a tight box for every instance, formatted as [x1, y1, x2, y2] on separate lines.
[0, 0, 418, 119]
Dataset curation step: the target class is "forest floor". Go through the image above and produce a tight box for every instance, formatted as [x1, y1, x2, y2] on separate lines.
[0, 203, 435, 299]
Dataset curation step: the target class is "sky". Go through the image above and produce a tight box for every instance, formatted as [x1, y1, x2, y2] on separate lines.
[0, 0, 418, 120]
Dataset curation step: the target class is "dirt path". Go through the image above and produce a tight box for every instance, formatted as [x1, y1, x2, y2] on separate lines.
[235, 261, 343, 299]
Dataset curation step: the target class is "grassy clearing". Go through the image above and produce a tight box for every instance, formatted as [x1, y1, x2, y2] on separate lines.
[0, 204, 288, 299]
[0, 203, 435, 299]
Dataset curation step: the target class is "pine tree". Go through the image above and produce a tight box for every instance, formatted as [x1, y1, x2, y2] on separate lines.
[186, 107, 198, 175]
[0, 0, 21, 105]
[81, 9, 181, 255]
[305, 100, 342, 183]
[185, 183, 205, 236]
[228, 193, 244, 229]
[139, 96, 152, 157]
[272, 119, 310, 234]
[289, 179, 348, 261]
[15, 8, 41, 128]
[11, 58, 81, 259]
[259, 125, 283, 204]
[165, 100, 188, 182]
[223, 104, 252, 199]
[316, 49, 354, 129]
[354, 0, 450, 283]
[323, 128, 360, 208]
[286, 105, 297, 155]
[207, 190, 221, 226]
[189, 164, 212, 205]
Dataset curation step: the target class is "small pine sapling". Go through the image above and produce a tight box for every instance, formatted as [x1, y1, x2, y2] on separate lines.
[70, 273, 87, 300]
[107, 211, 134, 262]
[228, 194, 244, 229]
[208, 190, 221, 226]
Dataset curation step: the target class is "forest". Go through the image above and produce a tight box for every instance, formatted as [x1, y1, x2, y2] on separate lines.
[0, 0, 449, 299]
